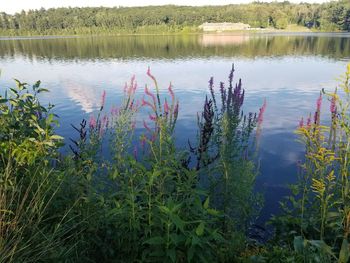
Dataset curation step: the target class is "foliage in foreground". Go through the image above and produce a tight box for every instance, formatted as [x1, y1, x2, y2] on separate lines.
[5, 63, 350, 262]
[0, 67, 264, 262]
[253, 64, 350, 263]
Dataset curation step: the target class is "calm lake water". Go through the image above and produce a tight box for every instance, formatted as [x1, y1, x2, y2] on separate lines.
[1, 33, 350, 221]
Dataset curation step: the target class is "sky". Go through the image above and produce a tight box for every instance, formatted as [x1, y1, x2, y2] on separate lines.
[0, 0, 331, 14]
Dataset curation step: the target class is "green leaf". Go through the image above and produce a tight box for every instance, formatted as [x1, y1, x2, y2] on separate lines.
[339, 239, 350, 263]
[191, 235, 200, 246]
[327, 211, 341, 220]
[171, 214, 185, 232]
[207, 208, 219, 216]
[21, 93, 34, 99]
[33, 80, 41, 89]
[50, 135, 64, 140]
[9, 88, 18, 95]
[37, 88, 49, 93]
[309, 240, 335, 258]
[159, 205, 170, 214]
[203, 196, 209, 209]
[293, 236, 304, 253]
[195, 222, 204, 236]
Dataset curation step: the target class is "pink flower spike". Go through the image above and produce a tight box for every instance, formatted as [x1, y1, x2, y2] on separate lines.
[168, 83, 175, 103]
[149, 114, 157, 121]
[111, 106, 119, 116]
[89, 115, 96, 129]
[164, 99, 169, 114]
[100, 90, 106, 109]
[299, 117, 304, 128]
[131, 121, 136, 129]
[142, 97, 156, 111]
[147, 66, 156, 82]
[145, 85, 156, 103]
[307, 114, 311, 128]
[316, 94, 322, 113]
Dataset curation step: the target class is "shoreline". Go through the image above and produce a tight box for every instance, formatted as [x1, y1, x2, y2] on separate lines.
[1, 30, 350, 40]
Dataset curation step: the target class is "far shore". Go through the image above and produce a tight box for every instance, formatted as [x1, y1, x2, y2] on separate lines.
[0, 29, 350, 40]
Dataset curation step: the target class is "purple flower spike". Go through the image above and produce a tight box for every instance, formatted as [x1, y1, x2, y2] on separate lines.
[89, 115, 97, 129]
[228, 64, 235, 86]
[147, 67, 156, 83]
[299, 117, 304, 128]
[164, 99, 169, 114]
[306, 114, 311, 128]
[168, 83, 175, 103]
[145, 85, 156, 105]
[149, 114, 156, 121]
[174, 101, 179, 118]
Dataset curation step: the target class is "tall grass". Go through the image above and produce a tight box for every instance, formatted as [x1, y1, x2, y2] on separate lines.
[0, 81, 82, 262]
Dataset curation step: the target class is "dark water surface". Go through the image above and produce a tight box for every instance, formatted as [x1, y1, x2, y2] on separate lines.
[1, 33, 349, 221]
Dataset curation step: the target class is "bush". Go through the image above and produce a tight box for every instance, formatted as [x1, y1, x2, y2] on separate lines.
[269, 64, 350, 262]
[0, 66, 264, 262]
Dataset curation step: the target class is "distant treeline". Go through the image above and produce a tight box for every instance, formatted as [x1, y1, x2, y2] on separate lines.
[0, 1, 350, 35]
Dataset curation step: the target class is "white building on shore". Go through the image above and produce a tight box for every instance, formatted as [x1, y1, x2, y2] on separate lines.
[199, 22, 251, 32]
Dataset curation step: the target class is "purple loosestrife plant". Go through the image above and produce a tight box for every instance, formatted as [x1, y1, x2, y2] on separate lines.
[104, 70, 224, 263]
[190, 65, 265, 258]
[69, 90, 110, 181]
[142, 68, 179, 162]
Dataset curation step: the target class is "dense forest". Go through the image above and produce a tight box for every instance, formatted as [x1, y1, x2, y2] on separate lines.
[0, 0, 350, 35]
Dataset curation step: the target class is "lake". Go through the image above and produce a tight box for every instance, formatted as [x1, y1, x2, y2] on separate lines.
[0, 33, 349, 221]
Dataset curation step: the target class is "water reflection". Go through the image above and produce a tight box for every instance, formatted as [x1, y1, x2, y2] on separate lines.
[61, 80, 100, 113]
[0, 33, 350, 60]
[199, 34, 250, 46]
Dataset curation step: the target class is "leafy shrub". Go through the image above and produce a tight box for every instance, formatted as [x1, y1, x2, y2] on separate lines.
[0, 80, 80, 262]
[0, 66, 265, 262]
[269, 64, 350, 262]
